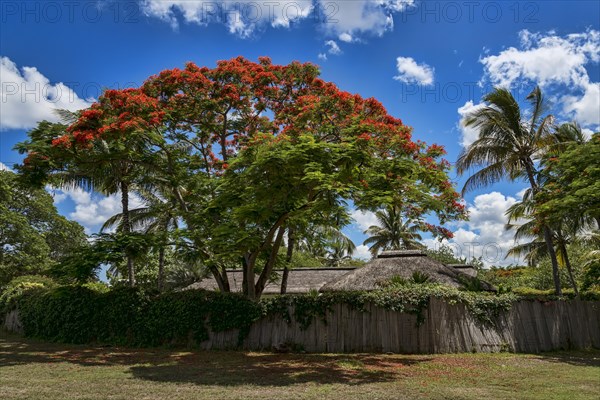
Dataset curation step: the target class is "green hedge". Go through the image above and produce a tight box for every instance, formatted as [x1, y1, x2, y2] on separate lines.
[2, 282, 598, 348]
[4, 286, 262, 346]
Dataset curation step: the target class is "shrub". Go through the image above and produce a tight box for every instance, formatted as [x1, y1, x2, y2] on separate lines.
[581, 261, 600, 291]
[6, 286, 262, 347]
[0, 275, 57, 313]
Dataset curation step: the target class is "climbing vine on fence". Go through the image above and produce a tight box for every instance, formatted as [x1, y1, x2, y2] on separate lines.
[1, 280, 530, 347]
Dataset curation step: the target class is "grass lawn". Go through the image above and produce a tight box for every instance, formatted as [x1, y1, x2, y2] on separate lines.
[1, 332, 599, 400]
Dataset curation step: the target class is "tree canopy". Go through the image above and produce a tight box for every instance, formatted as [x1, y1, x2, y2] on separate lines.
[17, 57, 466, 299]
[0, 170, 87, 288]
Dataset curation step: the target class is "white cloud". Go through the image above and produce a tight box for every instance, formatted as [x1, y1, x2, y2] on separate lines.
[338, 32, 353, 43]
[226, 9, 253, 38]
[480, 29, 599, 89]
[457, 100, 486, 147]
[354, 244, 372, 261]
[350, 209, 378, 231]
[582, 128, 595, 140]
[563, 82, 600, 127]
[393, 56, 434, 86]
[478, 29, 600, 131]
[50, 187, 145, 233]
[426, 191, 528, 267]
[0, 162, 13, 172]
[318, 0, 414, 38]
[325, 40, 342, 55]
[0, 56, 92, 130]
[318, 53, 327, 61]
[141, 0, 415, 39]
[141, 0, 313, 36]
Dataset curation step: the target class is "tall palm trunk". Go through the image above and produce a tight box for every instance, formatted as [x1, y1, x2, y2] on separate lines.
[157, 246, 165, 292]
[525, 164, 561, 295]
[559, 241, 579, 297]
[120, 181, 135, 287]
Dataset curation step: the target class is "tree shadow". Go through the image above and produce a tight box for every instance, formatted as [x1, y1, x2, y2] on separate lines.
[0, 334, 430, 387]
[532, 350, 600, 368]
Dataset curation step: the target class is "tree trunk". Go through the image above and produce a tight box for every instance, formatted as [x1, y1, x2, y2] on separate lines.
[220, 266, 230, 292]
[542, 226, 562, 295]
[244, 253, 256, 300]
[524, 162, 561, 295]
[255, 227, 285, 298]
[206, 264, 228, 292]
[281, 227, 294, 295]
[157, 246, 165, 292]
[560, 241, 579, 297]
[120, 181, 135, 287]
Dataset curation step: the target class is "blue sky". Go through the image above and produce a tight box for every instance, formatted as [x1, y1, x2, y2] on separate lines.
[1, 0, 599, 265]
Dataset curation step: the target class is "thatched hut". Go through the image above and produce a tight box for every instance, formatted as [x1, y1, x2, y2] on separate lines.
[186, 267, 356, 295]
[320, 250, 495, 292]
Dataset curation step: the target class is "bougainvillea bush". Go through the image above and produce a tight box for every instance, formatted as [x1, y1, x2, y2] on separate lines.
[18, 57, 466, 299]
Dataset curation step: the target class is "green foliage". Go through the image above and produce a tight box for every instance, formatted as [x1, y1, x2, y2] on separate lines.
[20, 280, 600, 348]
[511, 287, 600, 301]
[481, 240, 594, 293]
[382, 272, 432, 287]
[411, 271, 431, 284]
[262, 284, 517, 328]
[7, 286, 263, 347]
[0, 170, 87, 288]
[0, 275, 57, 312]
[457, 275, 485, 292]
[363, 206, 425, 256]
[581, 261, 600, 291]
[425, 245, 484, 270]
[386, 275, 408, 286]
[538, 133, 600, 226]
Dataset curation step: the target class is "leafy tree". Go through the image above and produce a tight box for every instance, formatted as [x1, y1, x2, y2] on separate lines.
[363, 205, 424, 256]
[18, 57, 466, 300]
[538, 132, 600, 229]
[456, 86, 564, 294]
[0, 170, 86, 288]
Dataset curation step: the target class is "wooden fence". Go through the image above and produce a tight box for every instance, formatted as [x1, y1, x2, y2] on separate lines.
[4, 299, 600, 353]
[197, 299, 600, 353]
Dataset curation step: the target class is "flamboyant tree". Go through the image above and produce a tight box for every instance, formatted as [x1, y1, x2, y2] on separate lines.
[20, 57, 466, 299]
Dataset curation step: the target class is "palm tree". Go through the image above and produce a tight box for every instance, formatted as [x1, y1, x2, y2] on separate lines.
[363, 206, 423, 257]
[102, 185, 179, 291]
[16, 114, 144, 287]
[456, 86, 564, 294]
[324, 238, 356, 268]
[53, 136, 142, 287]
[505, 192, 580, 295]
[281, 213, 356, 293]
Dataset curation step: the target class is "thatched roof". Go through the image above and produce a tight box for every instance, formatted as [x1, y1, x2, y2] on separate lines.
[186, 268, 356, 295]
[447, 264, 478, 278]
[320, 250, 495, 292]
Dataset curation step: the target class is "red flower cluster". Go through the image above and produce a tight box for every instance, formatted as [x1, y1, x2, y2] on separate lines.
[43, 56, 465, 229]
[55, 88, 165, 149]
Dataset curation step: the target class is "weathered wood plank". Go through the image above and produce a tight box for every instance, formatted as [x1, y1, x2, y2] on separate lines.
[6, 299, 599, 354]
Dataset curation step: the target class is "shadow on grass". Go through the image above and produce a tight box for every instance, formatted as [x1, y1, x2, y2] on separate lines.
[533, 351, 600, 368]
[0, 334, 428, 387]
